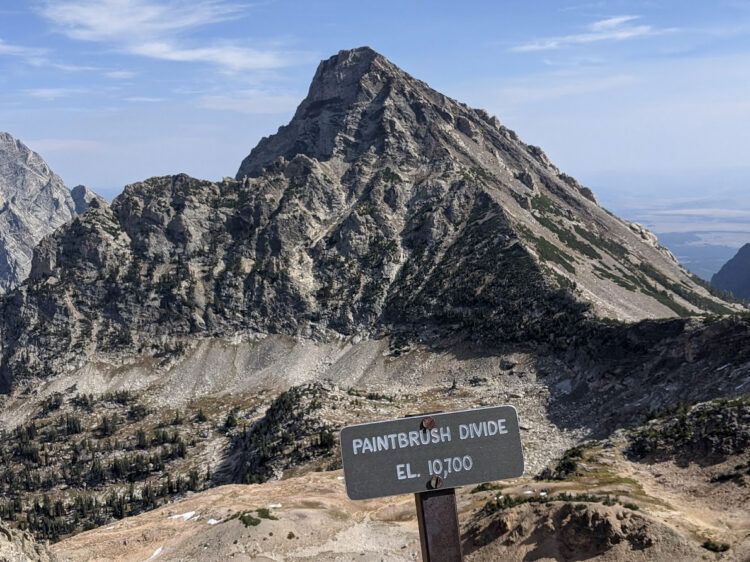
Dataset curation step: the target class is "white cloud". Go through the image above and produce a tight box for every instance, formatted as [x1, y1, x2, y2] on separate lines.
[0, 37, 98, 72]
[46, 62, 100, 72]
[512, 15, 675, 52]
[39, 0, 295, 72]
[130, 41, 289, 72]
[40, 0, 243, 41]
[123, 96, 165, 102]
[105, 70, 137, 79]
[25, 88, 88, 100]
[199, 89, 300, 114]
[589, 16, 639, 31]
[0, 38, 44, 58]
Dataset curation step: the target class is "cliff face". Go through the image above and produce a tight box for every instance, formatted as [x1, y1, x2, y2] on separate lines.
[712, 243, 750, 300]
[0, 48, 738, 390]
[0, 133, 101, 294]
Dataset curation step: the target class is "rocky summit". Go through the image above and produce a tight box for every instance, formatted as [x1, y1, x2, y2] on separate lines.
[0, 47, 739, 391]
[712, 243, 750, 300]
[0, 132, 102, 294]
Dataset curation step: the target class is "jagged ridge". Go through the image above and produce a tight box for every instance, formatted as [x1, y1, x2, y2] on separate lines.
[0, 132, 102, 293]
[0, 48, 740, 390]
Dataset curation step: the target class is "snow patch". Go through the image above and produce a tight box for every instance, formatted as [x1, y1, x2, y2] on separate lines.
[169, 511, 196, 521]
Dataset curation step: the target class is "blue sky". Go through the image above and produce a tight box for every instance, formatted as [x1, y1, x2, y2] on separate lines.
[1, 0, 750, 247]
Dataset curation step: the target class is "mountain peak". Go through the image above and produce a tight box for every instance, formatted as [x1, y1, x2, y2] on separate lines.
[711, 243, 750, 300]
[70, 184, 106, 214]
[236, 47, 431, 178]
[0, 132, 81, 292]
[306, 46, 391, 99]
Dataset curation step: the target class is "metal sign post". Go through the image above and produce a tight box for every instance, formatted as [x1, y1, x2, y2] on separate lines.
[415, 487, 463, 561]
[340, 405, 524, 561]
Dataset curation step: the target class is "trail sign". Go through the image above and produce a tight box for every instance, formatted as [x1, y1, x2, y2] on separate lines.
[340, 405, 524, 501]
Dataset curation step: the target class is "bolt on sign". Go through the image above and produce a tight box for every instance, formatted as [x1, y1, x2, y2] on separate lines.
[340, 405, 524, 501]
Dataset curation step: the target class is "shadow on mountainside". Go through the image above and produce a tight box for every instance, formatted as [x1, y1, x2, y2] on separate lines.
[530, 315, 750, 436]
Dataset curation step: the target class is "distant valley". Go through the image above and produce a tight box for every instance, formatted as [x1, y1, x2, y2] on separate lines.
[589, 171, 750, 280]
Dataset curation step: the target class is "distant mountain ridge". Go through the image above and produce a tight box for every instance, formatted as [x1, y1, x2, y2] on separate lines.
[0, 132, 103, 293]
[712, 243, 750, 300]
[0, 47, 740, 391]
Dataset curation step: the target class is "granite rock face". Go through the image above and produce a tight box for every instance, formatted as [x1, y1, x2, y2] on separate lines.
[712, 243, 750, 300]
[0, 519, 55, 561]
[0, 133, 101, 294]
[0, 48, 739, 390]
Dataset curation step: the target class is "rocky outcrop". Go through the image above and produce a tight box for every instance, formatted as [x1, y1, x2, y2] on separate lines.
[0, 519, 55, 561]
[0, 48, 739, 391]
[712, 243, 750, 300]
[627, 397, 750, 465]
[463, 502, 706, 561]
[70, 184, 104, 215]
[0, 133, 102, 293]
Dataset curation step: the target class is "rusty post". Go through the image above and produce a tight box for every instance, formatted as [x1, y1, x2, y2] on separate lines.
[414, 487, 463, 562]
[408, 412, 463, 562]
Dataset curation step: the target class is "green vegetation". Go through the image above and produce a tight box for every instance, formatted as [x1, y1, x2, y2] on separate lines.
[479, 491, 622, 517]
[702, 540, 730, 553]
[40, 394, 64, 416]
[534, 236, 576, 274]
[98, 414, 120, 437]
[365, 392, 393, 402]
[101, 391, 136, 405]
[127, 404, 148, 421]
[470, 482, 502, 494]
[224, 408, 239, 431]
[689, 273, 747, 305]
[231, 507, 277, 527]
[346, 388, 394, 402]
[528, 196, 634, 267]
[530, 194, 558, 214]
[0, 391, 214, 542]
[534, 213, 603, 260]
[551, 445, 584, 480]
[572, 225, 629, 259]
[228, 384, 338, 485]
[256, 507, 278, 520]
[382, 167, 402, 183]
[459, 166, 496, 185]
[592, 265, 637, 291]
[237, 511, 261, 527]
[641, 285, 692, 317]
[638, 263, 734, 315]
[628, 397, 750, 463]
